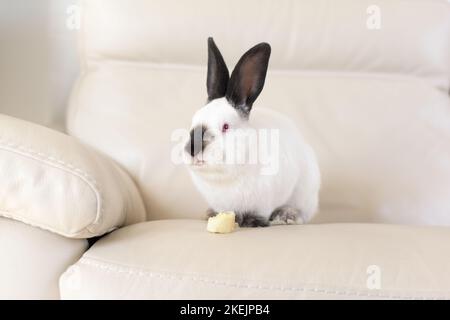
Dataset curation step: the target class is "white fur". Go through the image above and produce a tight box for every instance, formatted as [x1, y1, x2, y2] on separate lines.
[186, 97, 321, 223]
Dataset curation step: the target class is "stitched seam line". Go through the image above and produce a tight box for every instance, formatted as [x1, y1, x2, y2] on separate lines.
[80, 59, 449, 96]
[85, 58, 448, 80]
[0, 139, 103, 237]
[77, 258, 450, 300]
[0, 209, 117, 239]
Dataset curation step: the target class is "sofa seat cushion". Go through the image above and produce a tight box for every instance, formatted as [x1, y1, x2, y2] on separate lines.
[0, 217, 88, 299]
[60, 220, 450, 299]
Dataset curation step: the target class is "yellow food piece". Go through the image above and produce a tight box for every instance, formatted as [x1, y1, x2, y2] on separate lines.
[207, 211, 236, 233]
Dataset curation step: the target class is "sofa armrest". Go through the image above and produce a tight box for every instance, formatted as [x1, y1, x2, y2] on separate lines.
[0, 114, 146, 238]
[0, 217, 88, 299]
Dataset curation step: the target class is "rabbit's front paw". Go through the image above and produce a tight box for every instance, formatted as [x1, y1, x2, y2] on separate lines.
[206, 208, 218, 219]
[269, 206, 303, 225]
[236, 212, 269, 228]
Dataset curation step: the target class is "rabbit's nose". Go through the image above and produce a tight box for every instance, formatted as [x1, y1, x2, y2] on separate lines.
[185, 125, 206, 157]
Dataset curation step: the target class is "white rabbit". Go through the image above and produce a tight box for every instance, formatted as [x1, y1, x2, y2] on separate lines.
[184, 37, 320, 227]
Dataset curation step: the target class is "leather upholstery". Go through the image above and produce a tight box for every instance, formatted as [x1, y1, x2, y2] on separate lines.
[0, 114, 146, 238]
[60, 220, 450, 299]
[0, 217, 87, 299]
[67, 0, 450, 224]
[68, 66, 450, 225]
[57, 0, 450, 300]
[80, 0, 450, 91]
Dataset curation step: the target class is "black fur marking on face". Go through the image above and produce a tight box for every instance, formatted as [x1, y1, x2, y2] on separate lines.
[185, 125, 208, 157]
[235, 211, 269, 227]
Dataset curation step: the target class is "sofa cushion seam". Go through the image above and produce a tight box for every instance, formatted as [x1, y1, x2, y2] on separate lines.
[0, 140, 103, 236]
[77, 257, 449, 300]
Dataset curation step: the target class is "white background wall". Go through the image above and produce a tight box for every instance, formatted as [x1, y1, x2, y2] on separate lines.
[0, 0, 79, 130]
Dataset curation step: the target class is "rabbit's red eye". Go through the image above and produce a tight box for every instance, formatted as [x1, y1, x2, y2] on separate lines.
[222, 123, 229, 133]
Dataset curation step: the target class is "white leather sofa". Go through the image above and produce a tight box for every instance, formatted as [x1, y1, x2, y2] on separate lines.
[1, 0, 450, 299]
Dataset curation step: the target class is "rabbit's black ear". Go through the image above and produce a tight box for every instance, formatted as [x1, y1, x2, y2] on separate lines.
[207, 37, 229, 101]
[226, 43, 271, 118]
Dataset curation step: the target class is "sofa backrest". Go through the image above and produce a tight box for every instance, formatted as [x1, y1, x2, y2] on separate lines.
[80, 0, 450, 90]
[67, 0, 450, 224]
